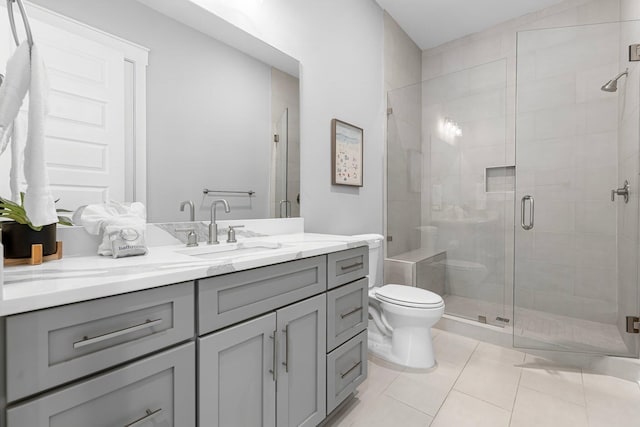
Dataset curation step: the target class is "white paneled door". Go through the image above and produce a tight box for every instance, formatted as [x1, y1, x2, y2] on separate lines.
[0, 3, 147, 212]
[32, 17, 125, 208]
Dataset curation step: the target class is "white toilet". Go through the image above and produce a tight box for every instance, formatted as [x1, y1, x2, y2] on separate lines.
[354, 235, 445, 369]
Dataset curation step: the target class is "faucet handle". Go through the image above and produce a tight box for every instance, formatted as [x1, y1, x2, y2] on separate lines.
[227, 225, 245, 243]
[175, 228, 199, 247]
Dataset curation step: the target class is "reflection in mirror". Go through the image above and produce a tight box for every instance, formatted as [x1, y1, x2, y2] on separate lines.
[0, 0, 300, 222]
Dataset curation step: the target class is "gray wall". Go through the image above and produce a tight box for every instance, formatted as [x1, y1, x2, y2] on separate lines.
[31, 0, 273, 222]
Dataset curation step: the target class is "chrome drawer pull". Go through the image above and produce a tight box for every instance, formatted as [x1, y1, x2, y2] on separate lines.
[340, 262, 363, 271]
[340, 306, 363, 319]
[124, 408, 163, 427]
[73, 318, 163, 349]
[340, 361, 361, 378]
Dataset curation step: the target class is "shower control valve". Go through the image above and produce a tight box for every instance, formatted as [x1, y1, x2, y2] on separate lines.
[611, 180, 630, 203]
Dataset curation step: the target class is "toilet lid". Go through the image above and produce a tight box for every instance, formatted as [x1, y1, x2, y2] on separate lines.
[375, 284, 444, 308]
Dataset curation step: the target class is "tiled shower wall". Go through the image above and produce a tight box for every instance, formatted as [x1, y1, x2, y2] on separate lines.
[420, 0, 632, 324]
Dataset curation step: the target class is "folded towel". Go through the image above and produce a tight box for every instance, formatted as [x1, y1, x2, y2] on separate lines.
[23, 44, 57, 226]
[73, 201, 148, 258]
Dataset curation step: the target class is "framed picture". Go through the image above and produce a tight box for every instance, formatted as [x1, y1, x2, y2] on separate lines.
[331, 118, 363, 187]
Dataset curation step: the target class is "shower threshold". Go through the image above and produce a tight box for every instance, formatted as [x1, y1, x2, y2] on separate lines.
[444, 295, 629, 355]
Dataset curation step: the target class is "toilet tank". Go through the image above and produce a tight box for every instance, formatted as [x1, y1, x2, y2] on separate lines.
[351, 234, 384, 287]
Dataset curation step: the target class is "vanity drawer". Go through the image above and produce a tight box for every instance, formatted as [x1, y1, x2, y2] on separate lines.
[327, 246, 368, 289]
[198, 255, 327, 335]
[7, 342, 196, 427]
[327, 278, 368, 351]
[326, 330, 368, 414]
[6, 282, 195, 402]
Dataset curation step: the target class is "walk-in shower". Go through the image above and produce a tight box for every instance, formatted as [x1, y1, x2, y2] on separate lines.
[386, 18, 640, 358]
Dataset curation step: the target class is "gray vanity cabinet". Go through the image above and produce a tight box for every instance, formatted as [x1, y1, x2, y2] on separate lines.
[276, 294, 326, 427]
[199, 312, 277, 427]
[199, 294, 327, 427]
[6, 342, 196, 427]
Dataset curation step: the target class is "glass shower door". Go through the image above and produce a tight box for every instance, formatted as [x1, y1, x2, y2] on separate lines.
[513, 21, 640, 356]
[386, 59, 510, 327]
[274, 108, 289, 217]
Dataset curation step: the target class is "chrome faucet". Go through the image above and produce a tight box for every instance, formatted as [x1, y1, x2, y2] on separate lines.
[209, 199, 230, 244]
[179, 200, 195, 221]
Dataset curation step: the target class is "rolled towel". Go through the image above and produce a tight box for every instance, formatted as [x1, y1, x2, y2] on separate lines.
[73, 201, 148, 258]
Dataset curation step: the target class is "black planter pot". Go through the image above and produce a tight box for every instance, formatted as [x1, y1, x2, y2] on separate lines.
[1, 222, 57, 259]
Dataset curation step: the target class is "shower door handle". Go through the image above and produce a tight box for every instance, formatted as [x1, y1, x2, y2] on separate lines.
[521, 195, 534, 231]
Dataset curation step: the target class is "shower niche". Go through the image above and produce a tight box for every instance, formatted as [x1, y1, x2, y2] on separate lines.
[485, 166, 515, 193]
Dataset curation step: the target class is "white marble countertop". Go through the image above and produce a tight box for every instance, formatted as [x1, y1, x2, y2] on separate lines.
[0, 233, 367, 317]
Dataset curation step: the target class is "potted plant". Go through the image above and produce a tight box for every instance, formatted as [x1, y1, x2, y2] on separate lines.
[0, 193, 72, 259]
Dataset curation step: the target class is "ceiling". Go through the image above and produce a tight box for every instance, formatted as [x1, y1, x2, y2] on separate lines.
[375, 0, 566, 50]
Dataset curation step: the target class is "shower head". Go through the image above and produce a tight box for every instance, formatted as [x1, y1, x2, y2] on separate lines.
[601, 69, 629, 92]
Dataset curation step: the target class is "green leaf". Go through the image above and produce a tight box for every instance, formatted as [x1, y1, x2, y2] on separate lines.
[0, 212, 29, 225]
[57, 216, 73, 226]
[2, 193, 72, 227]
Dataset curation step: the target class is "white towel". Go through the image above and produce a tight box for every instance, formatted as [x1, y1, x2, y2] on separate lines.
[72, 201, 147, 257]
[0, 42, 57, 225]
[0, 43, 29, 135]
[9, 115, 26, 202]
[0, 116, 26, 204]
[22, 44, 57, 226]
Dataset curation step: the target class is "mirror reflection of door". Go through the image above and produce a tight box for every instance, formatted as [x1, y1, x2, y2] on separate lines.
[273, 108, 289, 217]
[270, 67, 300, 218]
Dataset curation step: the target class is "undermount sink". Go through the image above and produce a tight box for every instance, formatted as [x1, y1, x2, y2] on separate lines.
[175, 241, 283, 260]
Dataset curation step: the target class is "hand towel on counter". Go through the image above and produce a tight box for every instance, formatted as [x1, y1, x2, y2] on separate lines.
[73, 201, 148, 258]
[0, 42, 57, 226]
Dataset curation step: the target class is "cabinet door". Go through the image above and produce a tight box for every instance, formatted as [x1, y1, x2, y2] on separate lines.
[276, 294, 327, 427]
[199, 313, 277, 427]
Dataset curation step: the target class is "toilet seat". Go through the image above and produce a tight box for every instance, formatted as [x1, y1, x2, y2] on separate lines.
[375, 284, 444, 309]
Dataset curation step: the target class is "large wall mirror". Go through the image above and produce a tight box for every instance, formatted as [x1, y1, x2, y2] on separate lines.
[0, 0, 300, 222]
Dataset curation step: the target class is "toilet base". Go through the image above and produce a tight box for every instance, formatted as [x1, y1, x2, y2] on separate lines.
[367, 322, 437, 369]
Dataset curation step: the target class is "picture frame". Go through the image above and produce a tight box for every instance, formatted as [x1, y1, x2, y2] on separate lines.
[331, 118, 364, 187]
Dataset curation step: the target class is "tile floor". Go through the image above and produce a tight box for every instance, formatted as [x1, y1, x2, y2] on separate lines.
[324, 329, 640, 427]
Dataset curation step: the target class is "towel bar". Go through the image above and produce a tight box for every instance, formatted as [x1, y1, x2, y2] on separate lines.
[202, 189, 255, 196]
